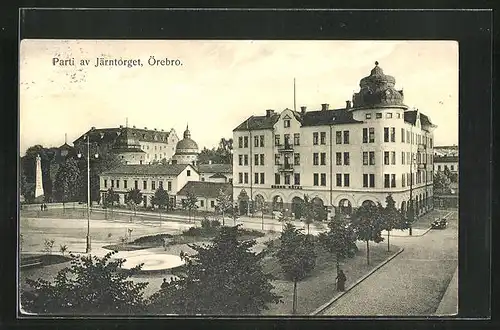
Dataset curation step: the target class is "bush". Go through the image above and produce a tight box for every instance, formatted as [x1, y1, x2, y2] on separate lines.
[211, 220, 221, 228]
[132, 233, 173, 245]
[183, 226, 204, 237]
[201, 217, 211, 229]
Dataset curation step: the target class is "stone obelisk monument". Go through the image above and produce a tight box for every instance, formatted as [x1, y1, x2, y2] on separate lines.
[34, 154, 44, 201]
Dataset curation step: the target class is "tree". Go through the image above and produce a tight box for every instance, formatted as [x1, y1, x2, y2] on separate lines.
[152, 186, 169, 211]
[351, 203, 384, 265]
[318, 212, 358, 273]
[215, 188, 232, 226]
[54, 158, 81, 210]
[183, 190, 198, 222]
[147, 225, 281, 315]
[276, 223, 316, 314]
[125, 188, 142, 216]
[89, 153, 122, 205]
[276, 210, 291, 231]
[434, 171, 451, 195]
[20, 167, 35, 203]
[104, 188, 120, 218]
[302, 195, 315, 235]
[21, 251, 148, 314]
[380, 195, 408, 252]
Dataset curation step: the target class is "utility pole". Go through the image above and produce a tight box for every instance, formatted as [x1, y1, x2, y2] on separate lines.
[86, 135, 91, 252]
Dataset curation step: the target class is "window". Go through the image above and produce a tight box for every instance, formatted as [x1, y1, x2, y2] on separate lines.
[438, 165, 441, 171]
[363, 174, 368, 187]
[366, 113, 372, 119]
[124, 180, 127, 189]
[390, 127, 396, 142]
[384, 174, 390, 188]
[260, 154, 264, 166]
[275, 173, 280, 184]
[255, 173, 259, 184]
[239, 155, 243, 166]
[336, 131, 342, 144]
[369, 128, 375, 143]
[397, 113, 401, 119]
[384, 127, 389, 142]
[104, 179, 107, 188]
[238, 137, 243, 148]
[344, 152, 350, 165]
[402, 152, 405, 165]
[407, 130, 410, 144]
[376, 113, 382, 119]
[401, 128, 405, 143]
[336, 152, 342, 165]
[260, 173, 264, 184]
[313, 153, 319, 165]
[254, 154, 259, 166]
[111, 180, 114, 188]
[313, 132, 319, 145]
[254, 136, 259, 147]
[294, 173, 300, 185]
[336, 174, 342, 186]
[284, 174, 291, 185]
[384, 151, 390, 165]
[239, 173, 243, 184]
[244, 155, 248, 166]
[451, 165, 455, 171]
[386, 112, 393, 118]
[294, 133, 300, 145]
[134, 180, 138, 189]
[313, 173, 319, 186]
[260, 135, 265, 147]
[402, 173, 406, 187]
[284, 134, 290, 146]
[320, 152, 326, 165]
[244, 173, 248, 184]
[320, 132, 327, 145]
[211, 200, 215, 208]
[369, 174, 375, 187]
[320, 173, 327, 186]
[391, 174, 396, 187]
[275, 154, 280, 165]
[152, 181, 155, 190]
[243, 136, 248, 148]
[344, 174, 350, 187]
[275, 135, 280, 146]
[187, 170, 191, 176]
[116, 180, 120, 188]
[362, 128, 368, 143]
[201, 177, 205, 181]
[363, 152, 368, 165]
[284, 119, 291, 128]
[143, 180, 147, 190]
[294, 153, 300, 165]
[391, 151, 396, 165]
[200, 200, 204, 207]
[343, 131, 350, 144]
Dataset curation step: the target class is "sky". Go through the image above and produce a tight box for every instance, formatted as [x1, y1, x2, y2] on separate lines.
[19, 40, 458, 155]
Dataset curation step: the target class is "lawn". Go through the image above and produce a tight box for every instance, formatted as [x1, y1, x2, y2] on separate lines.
[261, 239, 400, 315]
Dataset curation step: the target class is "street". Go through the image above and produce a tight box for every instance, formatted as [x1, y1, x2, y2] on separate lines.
[320, 210, 458, 316]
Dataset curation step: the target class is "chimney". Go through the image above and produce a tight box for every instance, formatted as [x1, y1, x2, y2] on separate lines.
[119, 125, 123, 128]
[321, 103, 329, 111]
[161, 129, 164, 131]
[345, 100, 352, 109]
[154, 128, 157, 131]
[133, 125, 136, 128]
[266, 109, 275, 117]
[300, 106, 307, 114]
[91, 126, 96, 130]
[144, 127, 148, 129]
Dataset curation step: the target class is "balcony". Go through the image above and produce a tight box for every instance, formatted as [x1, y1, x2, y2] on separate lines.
[278, 164, 294, 172]
[277, 143, 294, 152]
[417, 143, 426, 152]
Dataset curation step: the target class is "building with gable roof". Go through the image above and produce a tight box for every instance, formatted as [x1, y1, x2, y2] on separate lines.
[73, 124, 179, 165]
[232, 62, 437, 220]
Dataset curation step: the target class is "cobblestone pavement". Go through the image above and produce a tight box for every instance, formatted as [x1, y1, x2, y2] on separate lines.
[320, 209, 458, 316]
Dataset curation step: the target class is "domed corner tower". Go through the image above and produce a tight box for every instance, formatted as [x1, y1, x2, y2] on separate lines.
[112, 128, 146, 165]
[171, 124, 199, 166]
[352, 61, 408, 110]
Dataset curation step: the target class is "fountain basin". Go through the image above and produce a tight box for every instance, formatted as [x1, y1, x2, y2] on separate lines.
[120, 254, 186, 274]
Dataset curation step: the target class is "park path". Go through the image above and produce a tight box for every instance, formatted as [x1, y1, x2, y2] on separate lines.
[320, 210, 458, 316]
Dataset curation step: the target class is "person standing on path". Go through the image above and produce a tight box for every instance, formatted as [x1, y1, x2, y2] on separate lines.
[161, 278, 168, 290]
[336, 270, 347, 291]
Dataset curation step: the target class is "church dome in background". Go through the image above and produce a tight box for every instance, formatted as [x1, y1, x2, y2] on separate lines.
[175, 125, 199, 154]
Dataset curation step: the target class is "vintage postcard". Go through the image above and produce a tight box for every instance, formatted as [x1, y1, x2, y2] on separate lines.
[19, 39, 459, 316]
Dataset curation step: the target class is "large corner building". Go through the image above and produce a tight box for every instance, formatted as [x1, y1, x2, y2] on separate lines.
[232, 62, 436, 219]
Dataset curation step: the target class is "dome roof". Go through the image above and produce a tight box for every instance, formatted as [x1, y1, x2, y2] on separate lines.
[175, 125, 199, 154]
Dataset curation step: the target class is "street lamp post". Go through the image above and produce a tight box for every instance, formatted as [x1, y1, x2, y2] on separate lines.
[77, 135, 98, 253]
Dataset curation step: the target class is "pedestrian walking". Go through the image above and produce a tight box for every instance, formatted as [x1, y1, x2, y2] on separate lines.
[336, 269, 347, 291]
[43, 203, 48, 211]
[40, 204, 43, 211]
[161, 278, 168, 290]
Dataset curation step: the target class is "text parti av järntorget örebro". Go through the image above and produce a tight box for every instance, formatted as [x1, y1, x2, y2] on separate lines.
[52, 56, 183, 68]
